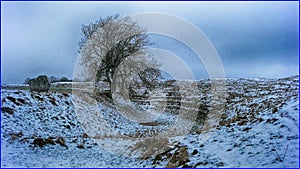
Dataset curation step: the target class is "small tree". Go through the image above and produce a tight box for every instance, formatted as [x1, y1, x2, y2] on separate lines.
[78, 14, 160, 99]
[48, 76, 59, 83]
[60, 77, 71, 82]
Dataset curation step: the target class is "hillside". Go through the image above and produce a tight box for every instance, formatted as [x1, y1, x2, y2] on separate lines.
[1, 76, 298, 167]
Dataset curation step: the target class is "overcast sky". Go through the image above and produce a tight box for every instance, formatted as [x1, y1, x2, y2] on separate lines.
[1, 1, 299, 83]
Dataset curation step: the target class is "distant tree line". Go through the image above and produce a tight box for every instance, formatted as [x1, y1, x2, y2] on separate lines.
[48, 76, 72, 83]
[24, 75, 72, 84]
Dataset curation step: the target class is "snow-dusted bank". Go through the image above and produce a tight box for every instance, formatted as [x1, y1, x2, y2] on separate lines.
[1, 76, 299, 168]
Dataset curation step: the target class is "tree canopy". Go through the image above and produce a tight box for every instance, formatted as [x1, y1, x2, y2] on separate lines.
[78, 14, 161, 99]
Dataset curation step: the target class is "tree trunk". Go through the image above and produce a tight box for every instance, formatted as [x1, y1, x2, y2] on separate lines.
[105, 92, 112, 100]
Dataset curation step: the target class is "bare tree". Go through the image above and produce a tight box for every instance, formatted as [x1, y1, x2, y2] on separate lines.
[78, 14, 161, 99]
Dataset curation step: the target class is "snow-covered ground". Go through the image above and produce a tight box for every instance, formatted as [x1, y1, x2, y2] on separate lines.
[1, 84, 29, 87]
[1, 76, 299, 167]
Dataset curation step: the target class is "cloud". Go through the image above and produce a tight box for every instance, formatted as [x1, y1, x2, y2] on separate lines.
[224, 59, 299, 78]
[1, 2, 298, 83]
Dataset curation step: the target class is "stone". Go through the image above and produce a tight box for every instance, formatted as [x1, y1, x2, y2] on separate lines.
[166, 146, 190, 168]
[32, 137, 46, 147]
[55, 137, 67, 147]
[2, 107, 14, 115]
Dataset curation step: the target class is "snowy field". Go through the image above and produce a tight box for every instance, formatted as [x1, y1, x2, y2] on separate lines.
[1, 76, 299, 168]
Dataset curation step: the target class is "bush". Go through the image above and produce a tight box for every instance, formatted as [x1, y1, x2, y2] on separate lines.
[29, 75, 50, 92]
